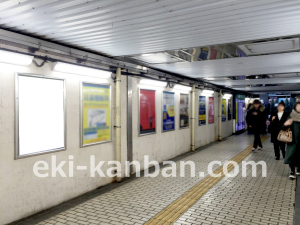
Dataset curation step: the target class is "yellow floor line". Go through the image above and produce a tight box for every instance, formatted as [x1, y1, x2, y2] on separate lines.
[145, 135, 269, 225]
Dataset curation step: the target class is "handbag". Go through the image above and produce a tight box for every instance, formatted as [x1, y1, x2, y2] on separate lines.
[277, 129, 293, 143]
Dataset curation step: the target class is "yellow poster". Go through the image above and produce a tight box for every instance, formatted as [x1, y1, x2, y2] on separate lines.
[82, 83, 111, 146]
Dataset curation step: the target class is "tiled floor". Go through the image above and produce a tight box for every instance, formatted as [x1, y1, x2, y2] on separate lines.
[174, 138, 295, 225]
[30, 133, 294, 225]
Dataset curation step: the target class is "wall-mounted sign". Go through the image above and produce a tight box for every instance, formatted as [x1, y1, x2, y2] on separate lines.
[208, 97, 214, 124]
[162, 92, 175, 132]
[222, 99, 226, 122]
[81, 82, 111, 146]
[199, 96, 206, 125]
[180, 93, 189, 128]
[139, 89, 156, 135]
[228, 98, 232, 120]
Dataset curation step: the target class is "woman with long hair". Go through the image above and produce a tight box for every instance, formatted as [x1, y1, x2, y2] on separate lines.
[283, 102, 300, 179]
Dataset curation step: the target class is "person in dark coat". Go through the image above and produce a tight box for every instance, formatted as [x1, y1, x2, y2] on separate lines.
[268, 101, 289, 160]
[246, 103, 253, 134]
[283, 102, 300, 180]
[246, 100, 268, 152]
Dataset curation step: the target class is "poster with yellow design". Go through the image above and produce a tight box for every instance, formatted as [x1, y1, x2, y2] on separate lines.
[81, 83, 111, 146]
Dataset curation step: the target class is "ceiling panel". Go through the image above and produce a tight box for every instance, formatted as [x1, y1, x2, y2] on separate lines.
[233, 85, 300, 92]
[1, 0, 300, 56]
[210, 77, 300, 86]
[150, 52, 300, 78]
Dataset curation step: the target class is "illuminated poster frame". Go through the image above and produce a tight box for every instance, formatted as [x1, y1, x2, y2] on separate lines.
[199, 96, 206, 126]
[162, 91, 175, 132]
[208, 97, 214, 124]
[139, 88, 156, 136]
[179, 93, 189, 129]
[15, 73, 66, 159]
[222, 99, 227, 122]
[228, 98, 232, 120]
[236, 94, 246, 131]
[80, 82, 112, 147]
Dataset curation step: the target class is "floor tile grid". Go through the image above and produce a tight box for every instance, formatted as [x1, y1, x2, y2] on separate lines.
[174, 138, 295, 225]
[37, 134, 254, 225]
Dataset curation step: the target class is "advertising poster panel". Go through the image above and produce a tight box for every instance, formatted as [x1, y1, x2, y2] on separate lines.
[81, 83, 111, 146]
[236, 94, 246, 131]
[222, 99, 226, 122]
[228, 99, 232, 120]
[162, 92, 175, 131]
[199, 96, 206, 125]
[180, 94, 189, 128]
[139, 89, 156, 135]
[208, 97, 214, 124]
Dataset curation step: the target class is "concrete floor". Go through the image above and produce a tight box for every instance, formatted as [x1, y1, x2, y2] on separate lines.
[12, 133, 296, 225]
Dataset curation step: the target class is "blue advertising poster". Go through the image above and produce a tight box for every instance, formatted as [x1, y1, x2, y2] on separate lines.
[199, 96, 206, 125]
[162, 92, 175, 131]
[236, 94, 245, 131]
[222, 99, 226, 122]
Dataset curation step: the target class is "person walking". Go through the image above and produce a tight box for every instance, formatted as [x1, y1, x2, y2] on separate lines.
[246, 100, 268, 152]
[283, 102, 300, 180]
[268, 101, 289, 160]
[246, 103, 253, 134]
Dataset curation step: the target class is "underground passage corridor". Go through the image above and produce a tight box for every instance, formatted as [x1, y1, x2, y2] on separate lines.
[10, 134, 295, 225]
[1, 1, 300, 225]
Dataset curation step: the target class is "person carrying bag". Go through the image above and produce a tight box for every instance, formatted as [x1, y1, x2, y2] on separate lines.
[283, 102, 300, 180]
[268, 101, 289, 160]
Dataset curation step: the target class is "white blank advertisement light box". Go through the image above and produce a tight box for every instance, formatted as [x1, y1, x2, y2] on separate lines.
[16, 74, 66, 158]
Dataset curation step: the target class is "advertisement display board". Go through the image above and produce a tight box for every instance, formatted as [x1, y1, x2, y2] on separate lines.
[162, 92, 175, 131]
[81, 82, 111, 146]
[180, 94, 189, 128]
[199, 96, 206, 125]
[228, 99, 232, 120]
[222, 99, 226, 122]
[236, 94, 246, 131]
[208, 97, 214, 124]
[139, 89, 156, 135]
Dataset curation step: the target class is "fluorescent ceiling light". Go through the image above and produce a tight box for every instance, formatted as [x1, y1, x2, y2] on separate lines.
[223, 94, 232, 98]
[173, 84, 191, 91]
[53, 62, 111, 78]
[131, 53, 181, 64]
[137, 65, 148, 70]
[139, 79, 167, 87]
[204, 78, 216, 80]
[0, 50, 33, 66]
[202, 90, 214, 94]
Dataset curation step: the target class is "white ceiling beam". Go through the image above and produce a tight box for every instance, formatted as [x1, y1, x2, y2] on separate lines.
[234, 85, 300, 92]
[210, 77, 300, 86]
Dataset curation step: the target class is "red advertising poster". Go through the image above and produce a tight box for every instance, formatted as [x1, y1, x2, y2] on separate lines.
[139, 89, 156, 135]
[208, 97, 214, 124]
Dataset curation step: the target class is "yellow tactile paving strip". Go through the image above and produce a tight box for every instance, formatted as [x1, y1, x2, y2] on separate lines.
[145, 135, 269, 225]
